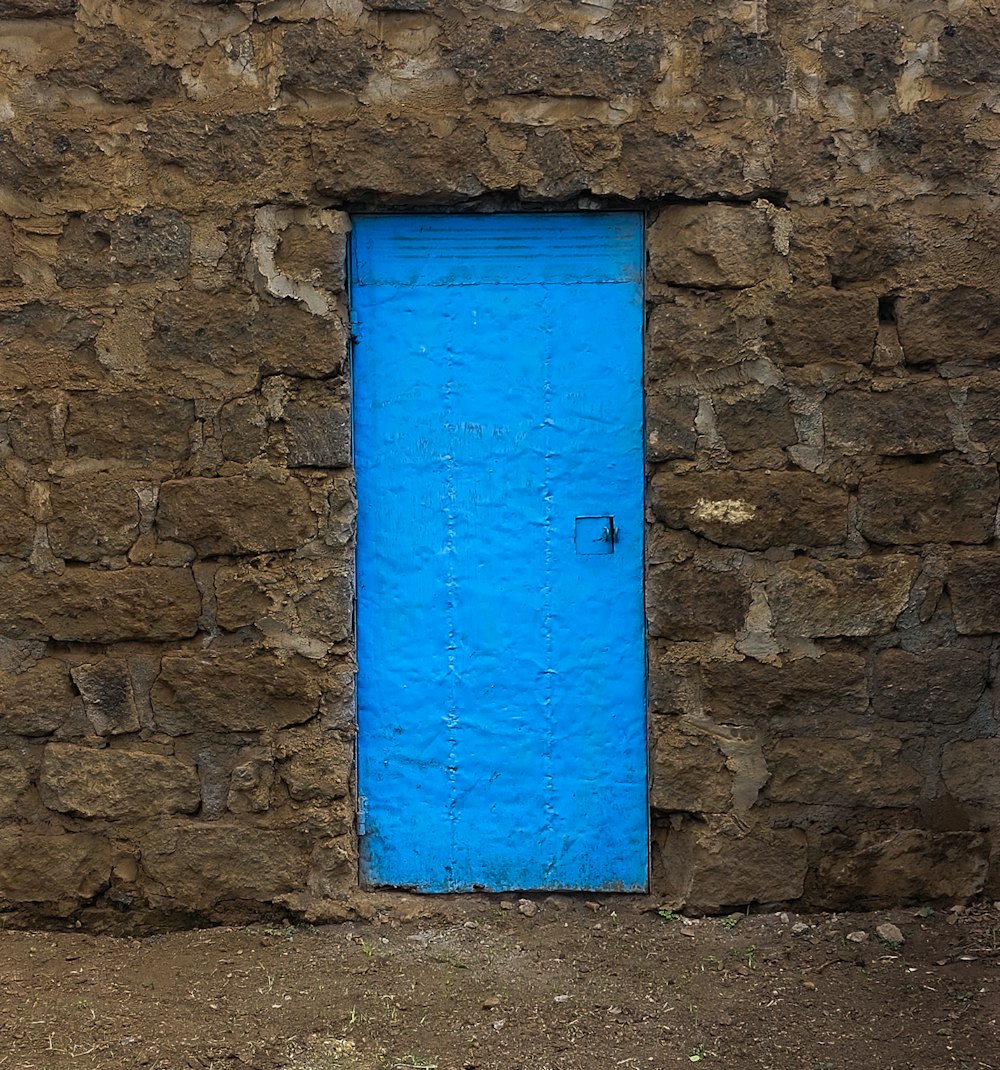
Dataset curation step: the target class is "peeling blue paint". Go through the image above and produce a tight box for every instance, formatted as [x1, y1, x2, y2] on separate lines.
[352, 213, 647, 892]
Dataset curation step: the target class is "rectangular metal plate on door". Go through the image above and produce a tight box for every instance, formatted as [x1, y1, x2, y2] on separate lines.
[351, 213, 647, 893]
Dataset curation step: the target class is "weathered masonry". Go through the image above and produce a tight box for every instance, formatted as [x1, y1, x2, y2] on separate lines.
[1, 0, 999, 923]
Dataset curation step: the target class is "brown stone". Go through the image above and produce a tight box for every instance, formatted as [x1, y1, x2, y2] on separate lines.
[651, 469, 847, 550]
[858, 464, 998, 546]
[646, 394, 698, 462]
[649, 204, 781, 289]
[941, 739, 1000, 809]
[0, 474, 33, 558]
[656, 816, 807, 912]
[0, 829, 110, 907]
[220, 396, 268, 463]
[449, 24, 660, 98]
[897, 287, 1000, 366]
[703, 654, 868, 723]
[873, 648, 989, 724]
[946, 552, 1000, 634]
[47, 472, 141, 562]
[64, 392, 194, 462]
[0, 750, 30, 814]
[0, 659, 79, 735]
[0, 301, 104, 391]
[714, 386, 797, 452]
[275, 222, 347, 294]
[0, 567, 200, 642]
[280, 23, 372, 93]
[0, 0, 74, 15]
[966, 376, 1000, 456]
[648, 291, 755, 381]
[140, 822, 311, 907]
[767, 288, 876, 366]
[56, 210, 190, 286]
[824, 383, 954, 455]
[157, 475, 316, 555]
[646, 564, 748, 641]
[50, 26, 179, 105]
[815, 829, 989, 907]
[767, 556, 918, 637]
[40, 743, 200, 819]
[650, 718, 732, 814]
[71, 658, 142, 736]
[0, 216, 18, 286]
[276, 722, 352, 803]
[766, 737, 922, 806]
[282, 385, 351, 469]
[152, 650, 322, 734]
[4, 397, 57, 463]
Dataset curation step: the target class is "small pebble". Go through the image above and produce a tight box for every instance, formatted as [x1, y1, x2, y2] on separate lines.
[876, 922, 904, 945]
[517, 898, 538, 918]
[846, 930, 868, 943]
[791, 922, 811, 936]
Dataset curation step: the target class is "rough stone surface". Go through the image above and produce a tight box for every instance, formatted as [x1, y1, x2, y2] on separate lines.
[652, 470, 847, 550]
[40, 743, 200, 819]
[657, 817, 808, 913]
[157, 475, 317, 555]
[858, 465, 998, 546]
[151, 651, 323, 735]
[872, 649, 989, 725]
[0, 567, 201, 642]
[767, 557, 918, 638]
[1, 0, 999, 920]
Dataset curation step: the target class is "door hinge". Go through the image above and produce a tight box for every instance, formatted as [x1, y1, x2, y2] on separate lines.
[357, 795, 367, 836]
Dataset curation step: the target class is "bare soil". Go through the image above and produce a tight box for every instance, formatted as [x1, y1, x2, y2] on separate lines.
[1, 898, 998, 1070]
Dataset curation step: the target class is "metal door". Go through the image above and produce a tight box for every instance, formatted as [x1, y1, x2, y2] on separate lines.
[351, 213, 647, 891]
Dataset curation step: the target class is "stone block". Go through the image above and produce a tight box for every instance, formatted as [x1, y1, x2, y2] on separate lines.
[0, 301, 103, 390]
[152, 650, 322, 734]
[0, 567, 200, 642]
[650, 718, 733, 814]
[767, 556, 918, 637]
[766, 288, 876, 366]
[946, 552, 1000, 634]
[47, 472, 141, 562]
[5, 398, 57, 463]
[703, 653, 868, 722]
[766, 737, 921, 807]
[0, 751, 30, 814]
[449, 24, 660, 98]
[0, 829, 110, 907]
[157, 475, 316, 555]
[56, 210, 190, 286]
[64, 392, 194, 462]
[873, 648, 989, 724]
[656, 816, 807, 912]
[50, 25, 178, 105]
[897, 287, 1000, 366]
[40, 743, 200, 819]
[70, 658, 141, 736]
[0, 659, 80, 735]
[649, 204, 780, 289]
[646, 394, 698, 462]
[275, 220, 347, 294]
[941, 739, 1000, 809]
[646, 564, 748, 641]
[0, 474, 33, 557]
[282, 387, 351, 469]
[824, 383, 953, 455]
[0, 216, 18, 286]
[714, 386, 797, 451]
[0, 0, 74, 15]
[651, 469, 847, 550]
[140, 822, 311, 907]
[965, 377, 1000, 456]
[858, 464, 998, 546]
[220, 396, 268, 463]
[276, 721, 352, 802]
[816, 829, 989, 906]
[149, 290, 345, 394]
[280, 23, 372, 93]
[648, 291, 752, 381]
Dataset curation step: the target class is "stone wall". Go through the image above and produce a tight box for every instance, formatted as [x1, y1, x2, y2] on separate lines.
[0, 0, 998, 922]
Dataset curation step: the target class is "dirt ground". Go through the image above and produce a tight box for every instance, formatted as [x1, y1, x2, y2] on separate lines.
[1, 897, 998, 1070]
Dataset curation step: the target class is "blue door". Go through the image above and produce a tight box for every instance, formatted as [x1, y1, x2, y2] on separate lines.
[352, 213, 647, 892]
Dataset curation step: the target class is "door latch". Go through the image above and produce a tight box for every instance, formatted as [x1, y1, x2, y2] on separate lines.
[575, 515, 615, 554]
